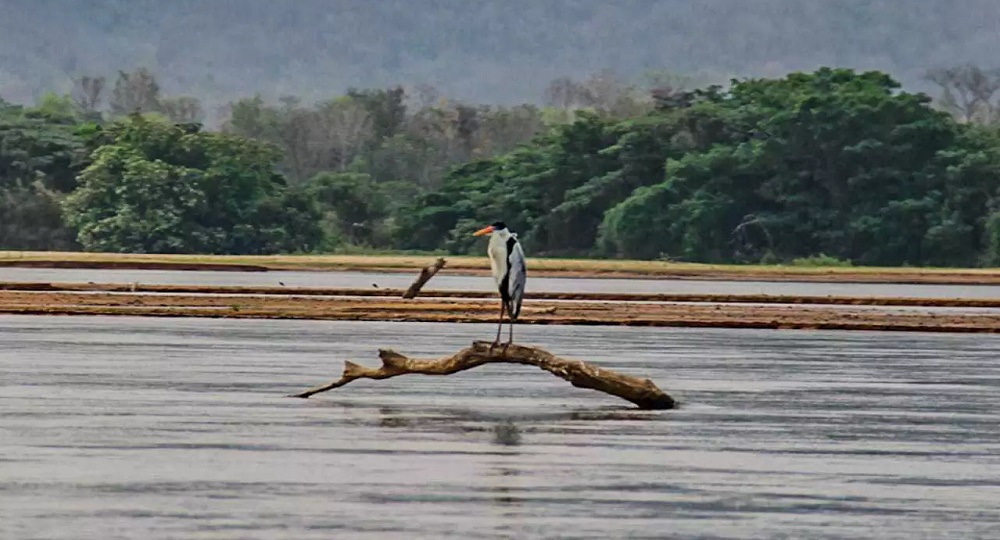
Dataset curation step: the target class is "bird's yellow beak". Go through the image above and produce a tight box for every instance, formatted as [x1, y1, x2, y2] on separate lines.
[473, 225, 494, 237]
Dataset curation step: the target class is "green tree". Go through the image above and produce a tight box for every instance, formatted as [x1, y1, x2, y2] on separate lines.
[0, 183, 79, 250]
[599, 69, 975, 265]
[983, 209, 1000, 266]
[0, 100, 92, 248]
[306, 172, 389, 246]
[347, 86, 407, 142]
[599, 145, 762, 261]
[396, 67, 1000, 266]
[63, 114, 321, 254]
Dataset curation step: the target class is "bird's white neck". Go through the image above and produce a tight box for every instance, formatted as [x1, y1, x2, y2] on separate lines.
[491, 228, 513, 242]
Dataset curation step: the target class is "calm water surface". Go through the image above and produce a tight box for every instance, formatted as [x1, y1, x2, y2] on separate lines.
[2, 315, 1000, 539]
[2, 267, 1000, 298]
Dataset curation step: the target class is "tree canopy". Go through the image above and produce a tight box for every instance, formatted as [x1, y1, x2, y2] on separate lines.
[1, 66, 999, 267]
[396, 69, 1000, 266]
[63, 115, 321, 254]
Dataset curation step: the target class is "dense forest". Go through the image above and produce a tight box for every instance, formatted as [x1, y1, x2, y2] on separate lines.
[3, 62, 1000, 267]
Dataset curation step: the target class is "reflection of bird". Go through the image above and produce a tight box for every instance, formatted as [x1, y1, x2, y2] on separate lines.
[473, 221, 526, 346]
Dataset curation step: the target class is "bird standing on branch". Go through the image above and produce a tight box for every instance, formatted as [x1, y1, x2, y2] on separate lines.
[473, 221, 526, 346]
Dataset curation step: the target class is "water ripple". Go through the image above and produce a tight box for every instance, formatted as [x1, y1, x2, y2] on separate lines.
[2, 315, 1000, 539]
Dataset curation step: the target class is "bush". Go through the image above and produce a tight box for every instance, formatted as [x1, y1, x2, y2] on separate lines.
[790, 254, 854, 267]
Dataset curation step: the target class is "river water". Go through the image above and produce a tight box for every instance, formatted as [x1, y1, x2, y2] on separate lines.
[2, 267, 1000, 299]
[2, 315, 1000, 539]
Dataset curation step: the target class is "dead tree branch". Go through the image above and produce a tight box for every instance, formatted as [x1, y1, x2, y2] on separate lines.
[291, 341, 676, 409]
[402, 257, 446, 299]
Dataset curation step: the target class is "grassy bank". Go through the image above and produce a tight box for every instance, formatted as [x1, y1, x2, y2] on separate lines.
[2, 250, 999, 284]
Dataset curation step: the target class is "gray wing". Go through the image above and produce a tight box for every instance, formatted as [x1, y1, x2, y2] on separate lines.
[506, 236, 526, 320]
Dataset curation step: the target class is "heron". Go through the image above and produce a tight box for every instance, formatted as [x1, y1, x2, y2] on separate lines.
[473, 221, 526, 346]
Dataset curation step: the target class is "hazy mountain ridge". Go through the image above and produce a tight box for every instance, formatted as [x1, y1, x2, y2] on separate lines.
[3, 0, 998, 113]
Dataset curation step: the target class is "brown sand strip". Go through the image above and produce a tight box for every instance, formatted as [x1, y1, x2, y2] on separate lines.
[2, 290, 997, 333]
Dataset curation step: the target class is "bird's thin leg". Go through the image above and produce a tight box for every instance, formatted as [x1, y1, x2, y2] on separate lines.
[493, 302, 506, 347]
[507, 320, 514, 346]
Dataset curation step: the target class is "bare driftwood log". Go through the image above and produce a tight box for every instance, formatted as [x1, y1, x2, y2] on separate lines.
[291, 341, 676, 410]
[402, 257, 447, 299]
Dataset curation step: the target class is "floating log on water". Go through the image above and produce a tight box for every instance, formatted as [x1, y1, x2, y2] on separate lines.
[402, 257, 447, 299]
[291, 341, 676, 410]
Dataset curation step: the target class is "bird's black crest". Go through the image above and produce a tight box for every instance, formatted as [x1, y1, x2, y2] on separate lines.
[491, 221, 507, 230]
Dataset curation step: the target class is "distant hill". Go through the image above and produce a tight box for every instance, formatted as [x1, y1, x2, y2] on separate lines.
[3, 0, 998, 115]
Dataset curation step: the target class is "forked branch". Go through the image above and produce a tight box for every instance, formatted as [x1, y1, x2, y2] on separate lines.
[291, 341, 676, 409]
